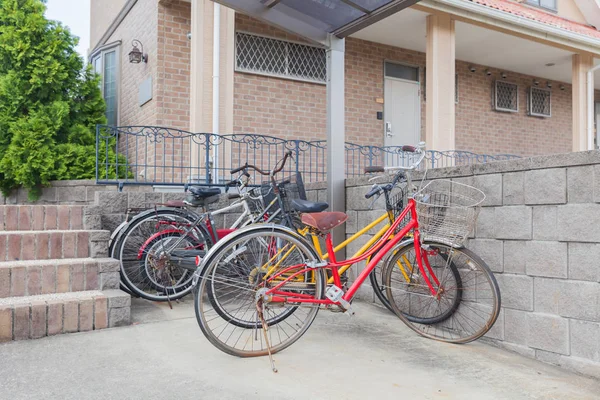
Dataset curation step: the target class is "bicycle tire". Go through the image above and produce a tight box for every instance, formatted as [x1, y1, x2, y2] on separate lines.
[110, 207, 200, 292]
[384, 243, 501, 344]
[112, 208, 198, 296]
[376, 241, 462, 324]
[194, 224, 325, 357]
[115, 209, 213, 301]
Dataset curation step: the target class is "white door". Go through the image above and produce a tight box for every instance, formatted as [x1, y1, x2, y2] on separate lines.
[384, 78, 420, 148]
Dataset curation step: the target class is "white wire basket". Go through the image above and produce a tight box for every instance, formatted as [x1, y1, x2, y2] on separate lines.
[413, 180, 486, 247]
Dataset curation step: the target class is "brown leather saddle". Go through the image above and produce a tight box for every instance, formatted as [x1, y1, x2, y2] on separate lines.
[291, 199, 348, 232]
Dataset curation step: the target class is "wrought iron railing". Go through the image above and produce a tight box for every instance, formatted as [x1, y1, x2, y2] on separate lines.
[96, 125, 520, 189]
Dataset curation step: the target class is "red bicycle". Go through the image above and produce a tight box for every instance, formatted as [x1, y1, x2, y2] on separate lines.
[193, 145, 501, 371]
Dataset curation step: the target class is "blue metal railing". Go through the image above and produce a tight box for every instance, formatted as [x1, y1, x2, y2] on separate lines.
[96, 125, 520, 189]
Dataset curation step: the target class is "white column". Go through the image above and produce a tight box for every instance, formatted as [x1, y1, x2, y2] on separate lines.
[425, 14, 456, 151]
[326, 35, 345, 258]
[573, 53, 593, 151]
[190, 0, 206, 182]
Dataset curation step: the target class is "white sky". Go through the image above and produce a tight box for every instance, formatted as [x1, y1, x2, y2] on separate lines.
[44, 0, 91, 60]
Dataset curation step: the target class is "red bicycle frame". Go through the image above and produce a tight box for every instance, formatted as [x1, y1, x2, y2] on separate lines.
[265, 198, 441, 306]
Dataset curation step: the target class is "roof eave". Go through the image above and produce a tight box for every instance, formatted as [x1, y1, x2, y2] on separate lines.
[417, 0, 600, 55]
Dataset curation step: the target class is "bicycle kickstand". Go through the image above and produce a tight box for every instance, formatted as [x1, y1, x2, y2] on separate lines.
[256, 300, 278, 373]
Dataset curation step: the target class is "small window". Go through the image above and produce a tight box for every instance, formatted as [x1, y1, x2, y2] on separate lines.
[525, 0, 557, 11]
[90, 43, 120, 126]
[528, 87, 551, 117]
[494, 81, 518, 113]
[385, 62, 419, 82]
[235, 32, 326, 83]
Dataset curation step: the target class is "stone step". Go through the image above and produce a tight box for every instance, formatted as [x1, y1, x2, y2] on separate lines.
[0, 289, 130, 342]
[0, 230, 109, 262]
[0, 258, 120, 298]
[0, 205, 85, 231]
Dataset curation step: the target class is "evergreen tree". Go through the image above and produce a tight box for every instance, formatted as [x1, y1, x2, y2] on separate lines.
[0, 0, 125, 199]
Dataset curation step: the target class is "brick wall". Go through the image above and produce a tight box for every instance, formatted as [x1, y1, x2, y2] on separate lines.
[155, 0, 192, 183]
[455, 61, 572, 156]
[156, 0, 191, 131]
[233, 15, 327, 143]
[105, 0, 158, 127]
[345, 151, 600, 379]
[233, 16, 581, 157]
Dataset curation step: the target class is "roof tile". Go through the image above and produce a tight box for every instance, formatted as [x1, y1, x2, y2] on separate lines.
[470, 0, 600, 40]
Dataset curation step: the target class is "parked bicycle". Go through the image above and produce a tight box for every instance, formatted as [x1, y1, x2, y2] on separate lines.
[111, 152, 301, 301]
[192, 143, 501, 372]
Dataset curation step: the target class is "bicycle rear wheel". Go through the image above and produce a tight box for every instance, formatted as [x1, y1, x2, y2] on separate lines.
[383, 242, 501, 343]
[194, 225, 325, 357]
[116, 209, 213, 301]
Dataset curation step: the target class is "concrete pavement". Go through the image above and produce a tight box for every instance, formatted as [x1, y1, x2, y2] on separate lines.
[0, 298, 599, 400]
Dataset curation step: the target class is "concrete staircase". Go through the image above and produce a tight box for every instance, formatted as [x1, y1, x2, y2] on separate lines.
[0, 205, 130, 342]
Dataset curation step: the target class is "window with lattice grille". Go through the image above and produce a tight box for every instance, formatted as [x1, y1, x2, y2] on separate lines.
[494, 81, 518, 112]
[235, 32, 326, 83]
[527, 87, 551, 117]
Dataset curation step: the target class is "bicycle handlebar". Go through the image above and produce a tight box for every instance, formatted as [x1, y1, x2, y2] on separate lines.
[363, 142, 426, 174]
[236, 151, 293, 177]
[230, 164, 247, 174]
[364, 186, 381, 199]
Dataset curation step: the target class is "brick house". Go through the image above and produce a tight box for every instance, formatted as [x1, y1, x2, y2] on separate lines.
[89, 0, 600, 182]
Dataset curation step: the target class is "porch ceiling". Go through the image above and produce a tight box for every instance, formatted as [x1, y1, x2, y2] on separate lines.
[212, 0, 421, 44]
[352, 8, 600, 89]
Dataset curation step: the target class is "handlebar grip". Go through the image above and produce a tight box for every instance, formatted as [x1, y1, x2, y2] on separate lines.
[401, 145, 417, 153]
[273, 152, 292, 175]
[365, 166, 385, 174]
[225, 180, 238, 187]
[230, 163, 248, 174]
[365, 187, 381, 199]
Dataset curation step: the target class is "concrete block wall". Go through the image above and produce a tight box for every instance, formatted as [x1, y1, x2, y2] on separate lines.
[0, 180, 152, 206]
[85, 183, 323, 234]
[345, 150, 600, 378]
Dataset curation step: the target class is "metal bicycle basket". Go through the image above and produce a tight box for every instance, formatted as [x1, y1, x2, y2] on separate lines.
[246, 186, 266, 216]
[413, 180, 485, 247]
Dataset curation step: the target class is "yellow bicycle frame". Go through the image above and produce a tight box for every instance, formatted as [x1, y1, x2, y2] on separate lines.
[260, 212, 414, 285]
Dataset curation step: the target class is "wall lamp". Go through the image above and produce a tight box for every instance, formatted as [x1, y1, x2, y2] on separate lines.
[128, 39, 148, 64]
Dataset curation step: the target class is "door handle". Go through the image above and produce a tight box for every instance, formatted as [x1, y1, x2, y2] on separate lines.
[385, 122, 393, 137]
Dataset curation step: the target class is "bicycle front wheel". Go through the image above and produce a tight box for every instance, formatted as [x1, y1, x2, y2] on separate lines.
[371, 239, 462, 324]
[383, 242, 501, 344]
[195, 225, 325, 357]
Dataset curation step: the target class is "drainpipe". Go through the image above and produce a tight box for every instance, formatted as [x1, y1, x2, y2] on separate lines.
[212, 3, 220, 184]
[587, 64, 600, 150]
